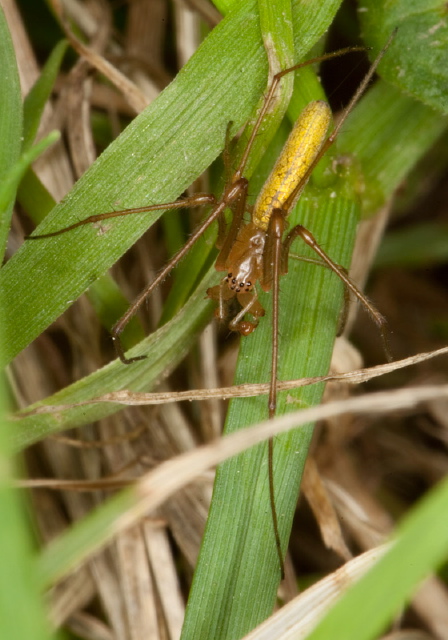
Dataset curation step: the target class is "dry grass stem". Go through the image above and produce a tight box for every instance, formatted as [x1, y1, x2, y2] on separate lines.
[16, 346, 448, 415]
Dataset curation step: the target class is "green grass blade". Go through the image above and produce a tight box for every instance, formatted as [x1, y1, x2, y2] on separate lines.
[211, 0, 232, 15]
[36, 484, 140, 589]
[0, 341, 52, 638]
[0, 132, 60, 216]
[0, 5, 22, 260]
[307, 474, 448, 640]
[17, 168, 57, 223]
[0, 0, 269, 367]
[182, 191, 360, 640]
[180, 2, 356, 637]
[359, 0, 448, 115]
[22, 39, 68, 150]
[0, 407, 54, 640]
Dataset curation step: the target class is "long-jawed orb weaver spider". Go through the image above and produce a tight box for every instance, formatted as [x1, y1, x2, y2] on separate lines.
[28, 32, 395, 577]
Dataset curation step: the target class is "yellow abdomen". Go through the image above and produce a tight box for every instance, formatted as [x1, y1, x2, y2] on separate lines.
[252, 100, 331, 230]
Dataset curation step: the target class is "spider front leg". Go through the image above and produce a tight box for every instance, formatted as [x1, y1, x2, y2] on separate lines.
[105, 193, 232, 364]
[98, 178, 250, 364]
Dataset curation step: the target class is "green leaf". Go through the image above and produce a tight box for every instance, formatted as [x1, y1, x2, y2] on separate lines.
[359, 0, 448, 114]
[0, 394, 54, 640]
[16, 169, 57, 224]
[0, 12, 55, 638]
[0, 5, 22, 260]
[0, 381, 54, 640]
[0, 132, 60, 222]
[0, 0, 269, 367]
[22, 40, 68, 150]
[307, 474, 448, 640]
[211, 0, 232, 15]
